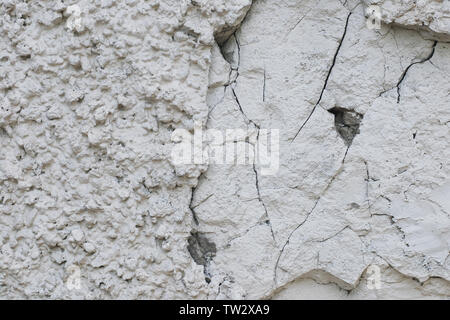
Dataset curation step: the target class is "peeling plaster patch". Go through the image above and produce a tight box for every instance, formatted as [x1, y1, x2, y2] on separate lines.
[188, 232, 217, 283]
[328, 107, 363, 146]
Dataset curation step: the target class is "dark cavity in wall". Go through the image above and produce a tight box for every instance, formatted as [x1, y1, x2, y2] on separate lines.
[187, 232, 217, 283]
[328, 107, 363, 146]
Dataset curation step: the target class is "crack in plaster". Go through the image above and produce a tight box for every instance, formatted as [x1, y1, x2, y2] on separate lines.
[292, 11, 353, 142]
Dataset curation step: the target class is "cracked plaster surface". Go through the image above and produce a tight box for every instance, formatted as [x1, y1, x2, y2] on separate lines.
[196, 0, 450, 299]
[0, 0, 449, 299]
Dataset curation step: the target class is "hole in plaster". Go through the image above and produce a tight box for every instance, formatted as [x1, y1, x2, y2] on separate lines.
[187, 232, 216, 283]
[328, 107, 363, 146]
[218, 34, 238, 69]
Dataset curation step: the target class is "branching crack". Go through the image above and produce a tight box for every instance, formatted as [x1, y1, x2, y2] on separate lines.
[274, 153, 348, 284]
[231, 88, 260, 129]
[189, 184, 200, 225]
[253, 159, 277, 244]
[292, 12, 352, 142]
[191, 194, 213, 210]
[396, 41, 437, 103]
[227, 32, 277, 245]
[189, 0, 257, 286]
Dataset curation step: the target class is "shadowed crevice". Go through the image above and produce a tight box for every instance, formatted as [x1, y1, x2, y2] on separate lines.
[328, 107, 363, 146]
[187, 232, 217, 283]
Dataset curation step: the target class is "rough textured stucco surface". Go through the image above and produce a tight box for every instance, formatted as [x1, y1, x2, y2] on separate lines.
[0, 0, 449, 299]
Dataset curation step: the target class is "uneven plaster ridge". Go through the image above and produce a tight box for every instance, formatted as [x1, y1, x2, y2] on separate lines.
[1, 0, 449, 300]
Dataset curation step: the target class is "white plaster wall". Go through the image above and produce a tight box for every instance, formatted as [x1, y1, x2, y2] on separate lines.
[0, 0, 449, 299]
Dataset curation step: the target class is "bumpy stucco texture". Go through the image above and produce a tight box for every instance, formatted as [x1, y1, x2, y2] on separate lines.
[0, 0, 449, 299]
